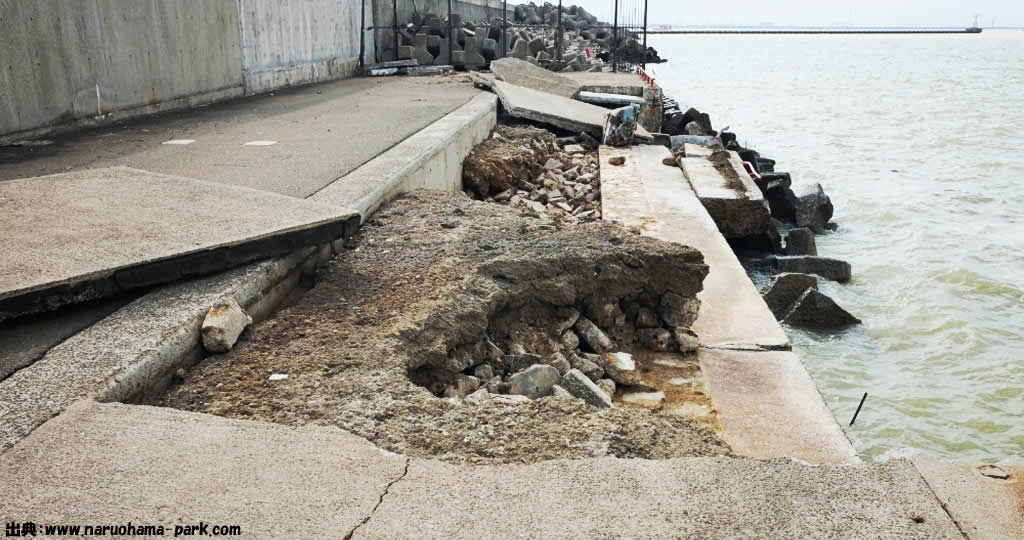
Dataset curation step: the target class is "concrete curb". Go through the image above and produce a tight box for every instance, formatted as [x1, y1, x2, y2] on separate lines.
[310, 93, 497, 220]
[0, 94, 497, 452]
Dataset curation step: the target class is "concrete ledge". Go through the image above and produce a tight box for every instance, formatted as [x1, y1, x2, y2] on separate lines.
[699, 348, 858, 464]
[311, 93, 497, 220]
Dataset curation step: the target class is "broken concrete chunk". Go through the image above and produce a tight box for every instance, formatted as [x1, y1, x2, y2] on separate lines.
[464, 387, 490, 406]
[573, 316, 612, 352]
[784, 227, 817, 256]
[551, 384, 574, 399]
[657, 292, 699, 328]
[473, 363, 495, 381]
[544, 352, 572, 376]
[504, 352, 542, 374]
[622, 391, 666, 408]
[544, 158, 563, 171]
[770, 256, 851, 283]
[635, 307, 661, 328]
[781, 289, 861, 328]
[607, 156, 626, 166]
[444, 375, 481, 399]
[564, 144, 586, 154]
[761, 272, 819, 320]
[673, 327, 700, 353]
[636, 328, 673, 352]
[201, 298, 252, 353]
[600, 351, 646, 387]
[506, 364, 561, 399]
[560, 330, 581, 351]
[570, 353, 605, 382]
[602, 105, 639, 147]
[596, 378, 616, 399]
[490, 394, 532, 405]
[560, 369, 612, 408]
[557, 309, 581, 334]
[792, 183, 834, 233]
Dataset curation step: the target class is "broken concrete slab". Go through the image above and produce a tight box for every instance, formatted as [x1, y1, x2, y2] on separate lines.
[600, 145, 789, 350]
[493, 80, 605, 137]
[679, 151, 772, 238]
[490, 57, 582, 99]
[761, 272, 819, 320]
[356, 456, 960, 538]
[769, 255, 852, 283]
[699, 348, 858, 464]
[0, 401, 408, 538]
[0, 167, 359, 321]
[781, 289, 861, 328]
[911, 454, 1024, 539]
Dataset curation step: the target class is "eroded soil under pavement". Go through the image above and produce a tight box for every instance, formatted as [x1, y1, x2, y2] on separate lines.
[155, 191, 731, 464]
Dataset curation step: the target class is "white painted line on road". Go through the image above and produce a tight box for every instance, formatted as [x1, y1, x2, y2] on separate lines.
[244, 140, 277, 146]
[162, 139, 195, 145]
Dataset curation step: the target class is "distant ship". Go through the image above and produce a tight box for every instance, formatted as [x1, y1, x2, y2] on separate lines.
[966, 14, 983, 33]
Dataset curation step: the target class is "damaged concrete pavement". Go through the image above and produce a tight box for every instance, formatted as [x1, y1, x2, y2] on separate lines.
[155, 191, 730, 464]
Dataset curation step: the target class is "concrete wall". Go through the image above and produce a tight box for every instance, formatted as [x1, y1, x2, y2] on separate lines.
[239, 0, 375, 94]
[0, 0, 377, 140]
[0, 0, 244, 139]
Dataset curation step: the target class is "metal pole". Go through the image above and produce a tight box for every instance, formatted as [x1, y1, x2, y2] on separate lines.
[360, 0, 367, 71]
[642, 0, 648, 69]
[612, 0, 619, 72]
[448, 0, 453, 66]
[392, 0, 398, 61]
[557, 0, 563, 63]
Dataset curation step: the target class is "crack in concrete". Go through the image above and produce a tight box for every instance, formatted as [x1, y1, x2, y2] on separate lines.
[344, 457, 411, 540]
[910, 463, 970, 539]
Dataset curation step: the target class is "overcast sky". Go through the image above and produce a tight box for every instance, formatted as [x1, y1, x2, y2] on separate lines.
[570, 0, 1024, 27]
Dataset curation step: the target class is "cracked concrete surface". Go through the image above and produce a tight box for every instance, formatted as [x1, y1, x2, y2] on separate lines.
[0, 401, 964, 538]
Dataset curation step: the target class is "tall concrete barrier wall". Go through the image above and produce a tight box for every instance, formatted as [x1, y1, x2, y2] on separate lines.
[0, 0, 377, 141]
[239, 0, 375, 94]
[0, 0, 244, 140]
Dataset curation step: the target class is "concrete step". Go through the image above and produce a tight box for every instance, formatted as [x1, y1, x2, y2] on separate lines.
[0, 401, 963, 539]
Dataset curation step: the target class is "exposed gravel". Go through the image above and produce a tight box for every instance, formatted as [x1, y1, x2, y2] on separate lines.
[154, 191, 730, 464]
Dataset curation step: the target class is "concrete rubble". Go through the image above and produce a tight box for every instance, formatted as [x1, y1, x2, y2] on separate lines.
[157, 191, 726, 464]
[461, 124, 604, 222]
[200, 298, 252, 353]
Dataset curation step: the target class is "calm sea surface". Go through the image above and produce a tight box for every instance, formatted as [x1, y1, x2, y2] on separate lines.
[651, 31, 1024, 462]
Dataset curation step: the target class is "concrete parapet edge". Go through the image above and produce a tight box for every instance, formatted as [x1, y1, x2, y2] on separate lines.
[0, 94, 497, 451]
